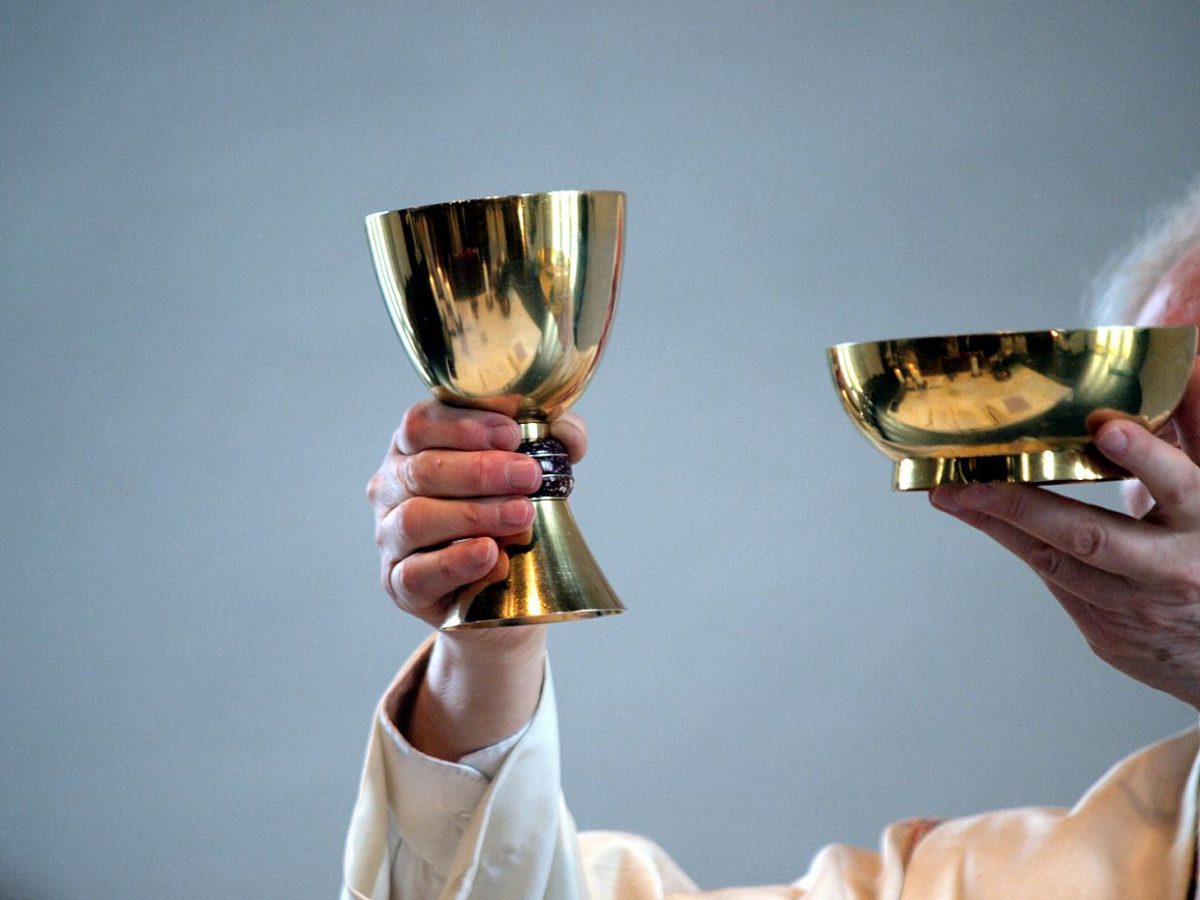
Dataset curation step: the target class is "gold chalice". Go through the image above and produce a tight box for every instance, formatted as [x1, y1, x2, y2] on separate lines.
[365, 190, 626, 629]
[829, 326, 1198, 490]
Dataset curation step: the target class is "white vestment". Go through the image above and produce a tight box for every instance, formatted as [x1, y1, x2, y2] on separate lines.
[342, 639, 1200, 899]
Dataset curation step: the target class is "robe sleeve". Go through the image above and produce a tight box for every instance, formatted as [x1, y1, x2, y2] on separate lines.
[340, 637, 592, 899]
[342, 636, 1198, 899]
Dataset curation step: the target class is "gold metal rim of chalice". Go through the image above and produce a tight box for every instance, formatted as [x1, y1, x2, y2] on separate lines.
[365, 190, 627, 628]
[828, 325, 1198, 490]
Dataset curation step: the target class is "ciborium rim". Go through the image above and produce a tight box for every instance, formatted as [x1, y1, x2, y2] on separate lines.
[829, 323, 1198, 354]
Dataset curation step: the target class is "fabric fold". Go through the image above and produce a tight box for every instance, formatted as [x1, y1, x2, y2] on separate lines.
[343, 638, 1200, 900]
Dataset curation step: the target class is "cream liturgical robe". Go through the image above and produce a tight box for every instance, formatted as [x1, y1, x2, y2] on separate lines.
[343, 640, 1200, 899]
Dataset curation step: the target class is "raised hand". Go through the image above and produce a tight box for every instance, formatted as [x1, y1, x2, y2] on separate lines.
[366, 400, 588, 759]
[930, 359, 1200, 708]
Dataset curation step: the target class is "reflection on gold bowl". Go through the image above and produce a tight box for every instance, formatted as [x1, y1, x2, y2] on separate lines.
[828, 326, 1198, 490]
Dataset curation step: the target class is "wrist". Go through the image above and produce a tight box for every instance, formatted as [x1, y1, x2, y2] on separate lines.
[436, 624, 547, 675]
[403, 626, 547, 761]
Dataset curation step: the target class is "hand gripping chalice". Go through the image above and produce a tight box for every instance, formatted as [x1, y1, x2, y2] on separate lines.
[365, 190, 626, 629]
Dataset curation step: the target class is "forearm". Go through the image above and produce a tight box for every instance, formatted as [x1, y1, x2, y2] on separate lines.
[403, 625, 548, 761]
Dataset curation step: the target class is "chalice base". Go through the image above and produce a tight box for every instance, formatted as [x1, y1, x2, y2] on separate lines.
[894, 447, 1129, 491]
[441, 499, 625, 630]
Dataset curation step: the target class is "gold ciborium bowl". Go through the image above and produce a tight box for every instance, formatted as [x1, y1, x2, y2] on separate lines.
[365, 190, 626, 629]
[829, 326, 1198, 490]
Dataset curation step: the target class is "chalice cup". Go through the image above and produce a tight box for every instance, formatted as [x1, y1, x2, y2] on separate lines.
[365, 190, 626, 630]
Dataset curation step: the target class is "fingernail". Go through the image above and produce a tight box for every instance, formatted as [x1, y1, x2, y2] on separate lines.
[505, 459, 542, 492]
[500, 498, 532, 527]
[930, 488, 961, 513]
[490, 422, 521, 449]
[1096, 424, 1128, 457]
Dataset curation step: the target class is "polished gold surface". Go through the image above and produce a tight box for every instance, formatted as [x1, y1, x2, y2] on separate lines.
[366, 190, 624, 422]
[366, 191, 626, 629]
[829, 326, 1198, 490]
[441, 425, 621, 629]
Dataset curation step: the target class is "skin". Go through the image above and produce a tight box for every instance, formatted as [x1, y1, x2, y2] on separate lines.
[372, 243, 1200, 760]
[367, 403, 586, 760]
[929, 242, 1200, 709]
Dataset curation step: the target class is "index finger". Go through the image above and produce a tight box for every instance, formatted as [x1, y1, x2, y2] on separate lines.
[941, 482, 1171, 580]
[393, 401, 522, 455]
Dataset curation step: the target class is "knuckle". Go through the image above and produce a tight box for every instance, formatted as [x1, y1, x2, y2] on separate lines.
[393, 499, 422, 543]
[436, 550, 459, 586]
[463, 502, 486, 532]
[465, 417, 493, 447]
[1155, 465, 1200, 510]
[397, 455, 422, 495]
[1159, 482, 1191, 511]
[1031, 544, 1063, 576]
[1070, 523, 1106, 560]
[401, 452, 452, 497]
[398, 406, 428, 450]
[395, 559, 424, 599]
[365, 473, 383, 505]
[381, 562, 399, 602]
[472, 453, 491, 493]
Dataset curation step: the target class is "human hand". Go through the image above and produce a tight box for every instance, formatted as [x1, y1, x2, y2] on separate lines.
[366, 400, 588, 634]
[929, 360, 1200, 709]
[368, 401, 589, 755]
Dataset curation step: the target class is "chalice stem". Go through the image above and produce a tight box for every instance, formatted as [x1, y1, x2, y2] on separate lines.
[440, 421, 624, 630]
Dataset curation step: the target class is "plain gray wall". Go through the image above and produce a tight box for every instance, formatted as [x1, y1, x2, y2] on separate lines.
[3, 2, 1199, 896]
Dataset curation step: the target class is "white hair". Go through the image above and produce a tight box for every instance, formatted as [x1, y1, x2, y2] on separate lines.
[1089, 176, 1200, 325]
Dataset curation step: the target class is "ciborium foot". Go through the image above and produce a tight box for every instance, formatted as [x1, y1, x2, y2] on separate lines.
[894, 449, 1128, 491]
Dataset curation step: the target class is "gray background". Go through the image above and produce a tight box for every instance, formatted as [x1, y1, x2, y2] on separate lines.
[3, 1, 1199, 896]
